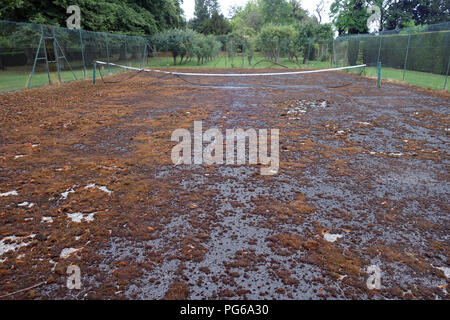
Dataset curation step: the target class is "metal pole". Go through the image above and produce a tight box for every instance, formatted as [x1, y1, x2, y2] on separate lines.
[124, 36, 129, 66]
[79, 30, 86, 79]
[333, 39, 336, 67]
[377, 34, 382, 63]
[43, 32, 51, 85]
[93, 62, 96, 85]
[377, 62, 382, 88]
[444, 56, 450, 90]
[28, 28, 44, 89]
[53, 31, 77, 81]
[141, 41, 147, 68]
[52, 28, 62, 84]
[403, 33, 411, 81]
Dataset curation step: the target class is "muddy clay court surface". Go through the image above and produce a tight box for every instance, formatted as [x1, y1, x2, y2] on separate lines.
[0, 69, 449, 300]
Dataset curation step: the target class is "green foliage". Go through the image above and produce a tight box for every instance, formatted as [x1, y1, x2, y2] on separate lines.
[152, 29, 196, 65]
[151, 29, 221, 66]
[257, 24, 297, 63]
[200, 10, 232, 35]
[330, 0, 370, 35]
[261, 0, 294, 25]
[192, 34, 221, 65]
[230, 1, 263, 35]
[384, 0, 450, 30]
[191, 0, 231, 35]
[0, 0, 185, 35]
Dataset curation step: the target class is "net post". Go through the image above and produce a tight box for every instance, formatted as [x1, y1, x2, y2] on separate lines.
[377, 62, 382, 88]
[403, 32, 411, 81]
[93, 62, 96, 85]
[376, 34, 382, 64]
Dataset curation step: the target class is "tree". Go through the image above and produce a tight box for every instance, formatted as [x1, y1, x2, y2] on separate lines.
[384, 0, 450, 30]
[290, 0, 311, 23]
[192, 0, 210, 31]
[0, 0, 186, 35]
[330, 0, 370, 35]
[315, 0, 326, 24]
[257, 24, 297, 63]
[191, 0, 231, 35]
[261, 0, 295, 25]
[230, 1, 264, 35]
[152, 29, 201, 65]
[191, 33, 221, 65]
[201, 10, 232, 35]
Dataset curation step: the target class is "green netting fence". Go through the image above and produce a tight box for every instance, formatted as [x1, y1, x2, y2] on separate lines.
[0, 19, 449, 93]
[334, 22, 450, 91]
[0, 20, 147, 92]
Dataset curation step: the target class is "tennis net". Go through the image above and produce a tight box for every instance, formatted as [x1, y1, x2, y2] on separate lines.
[94, 60, 367, 89]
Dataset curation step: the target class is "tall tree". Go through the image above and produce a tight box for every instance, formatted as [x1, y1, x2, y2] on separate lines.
[192, 0, 231, 35]
[330, 0, 370, 35]
[290, 0, 311, 23]
[315, 0, 326, 24]
[192, 0, 210, 30]
[201, 10, 232, 35]
[261, 0, 294, 24]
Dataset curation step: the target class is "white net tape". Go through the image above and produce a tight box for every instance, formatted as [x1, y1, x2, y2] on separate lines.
[95, 61, 366, 77]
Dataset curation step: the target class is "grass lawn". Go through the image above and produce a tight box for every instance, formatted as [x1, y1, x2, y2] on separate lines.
[1, 55, 448, 92]
[356, 66, 449, 91]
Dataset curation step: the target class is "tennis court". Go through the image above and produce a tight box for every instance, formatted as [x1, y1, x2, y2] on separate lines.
[0, 65, 448, 299]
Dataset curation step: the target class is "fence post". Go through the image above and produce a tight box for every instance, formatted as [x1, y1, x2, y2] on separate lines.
[332, 39, 336, 67]
[125, 36, 129, 66]
[403, 32, 411, 81]
[377, 34, 382, 63]
[79, 30, 86, 79]
[105, 33, 111, 74]
[444, 56, 450, 90]
[377, 62, 382, 88]
[141, 41, 147, 68]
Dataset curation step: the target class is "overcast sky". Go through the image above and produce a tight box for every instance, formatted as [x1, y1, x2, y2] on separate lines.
[181, 0, 332, 23]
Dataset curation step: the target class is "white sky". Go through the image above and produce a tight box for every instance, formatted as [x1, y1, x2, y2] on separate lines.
[181, 0, 332, 23]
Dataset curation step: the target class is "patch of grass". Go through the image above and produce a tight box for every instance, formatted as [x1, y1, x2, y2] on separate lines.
[347, 66, 449, 91]
[0, 61, 141, 92]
